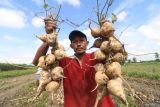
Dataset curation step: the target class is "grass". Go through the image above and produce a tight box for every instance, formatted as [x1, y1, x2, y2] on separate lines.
[0, 68, 36, 79]
[0, 63, 33, 71]
[122, 61, 160, 80]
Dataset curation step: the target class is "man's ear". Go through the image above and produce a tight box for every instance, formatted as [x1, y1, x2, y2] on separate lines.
[87, 41, 89, 45]
[70, 43, 73, 49]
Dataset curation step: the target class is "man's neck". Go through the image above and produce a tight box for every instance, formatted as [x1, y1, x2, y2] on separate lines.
[74, 52, 85, 60]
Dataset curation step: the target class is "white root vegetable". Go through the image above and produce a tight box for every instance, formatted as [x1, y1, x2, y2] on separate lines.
[109, 39, 122, 52]
[51, 66, 66, 80]
[100, 41, 111, 54]
[109, 52, 125, 62]
[45, 81, 60, 104]
[36, 34, 47, 42]
[54, 49, 66, 60]
[107, 78, 128, 106]
[101, 21, 115, 38]
[95, 70, 109, 85]
[33, 70, 52, 100]
[90, 38, 103, 49]
[105, 62, 121, 79]
[94, 50, 106, 61]
[94, 63, 105, 72]
[92, 63, 109, 92]
[94, 85, 109, 107]
[45, 81, 60, 92]
[89, 23, 101, 38]
[37, 56, 46, 69]
[37, 32, 57, 46]
[45, 54, 56, 65]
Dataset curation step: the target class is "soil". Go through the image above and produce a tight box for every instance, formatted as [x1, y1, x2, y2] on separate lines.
[0, 74, 160, 107]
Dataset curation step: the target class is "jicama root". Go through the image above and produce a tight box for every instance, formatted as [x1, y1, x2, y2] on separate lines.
[107, 77, 128, 106]
[92, 63, 109, 92]
[51, 66, 66, 80]
[89, 22, 101, 38]
[33, 70, 52, 100]
[54, 49, 66, 60]
[94, 50, 106, 61]
[101, 21, 115, 38]
[105, 62, 121, 79]
[45, 54, 56, 66]
[37, 32, 57, 47]
[89, 38, 103, 49]
[94, 85, 109, 107]
[109, 38, 122, 52]
[100, 41, 111, 54]
[109, 52, 125, 62]
[45, 81, 61, 104]
[37, 56, 46, 69]
[94, 63, 105, 72]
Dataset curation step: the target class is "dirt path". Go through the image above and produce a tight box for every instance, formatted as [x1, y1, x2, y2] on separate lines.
[0, 74, 35, 106]
[0, 74, 160, 107]
[124, 76, 160, 107]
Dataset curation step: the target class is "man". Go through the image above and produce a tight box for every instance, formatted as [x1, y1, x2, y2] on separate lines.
[32, 30, 115, 107]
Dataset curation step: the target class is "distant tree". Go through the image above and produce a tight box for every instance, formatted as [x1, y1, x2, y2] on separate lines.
[155, 52, 159, 61]
[127, 59, 131, 63]
[132, 57, 137, 63]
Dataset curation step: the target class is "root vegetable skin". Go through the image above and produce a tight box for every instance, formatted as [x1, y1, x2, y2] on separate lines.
[110, 53, 125, 62]
[37, 56, 46, 69]
[45, 81, 60, 92]
[100, 41, 111, 54]
[91, 38, 103, 49]
[34, 70, 52, 100]
[51, 66, 65, 80]
[90, 27, 101, 38]
[54, 49, 66, 60]
[107, 78, 128, 106]
[94, 85, 109, 107]
[89, 23, 101, 38]
[101, 22, 115, 38]
[94, 50, 106, 61]
[37, 32, 57, 46]
[109, 39, 122, 52]
[105, 62, 121, 79]
[95, 71, 109, 85]
[45, 54, 56, 65]
[94, 63, 105, 72]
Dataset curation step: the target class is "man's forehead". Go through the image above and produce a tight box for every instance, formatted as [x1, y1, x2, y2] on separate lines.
[72, 35, 87, 41]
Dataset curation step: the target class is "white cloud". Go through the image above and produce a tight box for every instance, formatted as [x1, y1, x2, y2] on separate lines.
[0, 0, 14, 8]
[3, 35, 20, 42]
[32, 17, 44, 28]
[32, 0, 43, 6]
[56, 0, 80, 7]
[59, 39, 70, 50]
[138, 15, 160, 45]
[0, 8, 26, 29]
[82, 28, 92, 38]
[125, 43, 137, 48]
[117, 11, 128, 22]
[34, 39, 43, 47]
[114, 0, 144, 14]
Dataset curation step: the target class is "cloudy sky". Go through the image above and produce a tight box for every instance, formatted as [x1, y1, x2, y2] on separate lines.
[0, 0, 160, 64]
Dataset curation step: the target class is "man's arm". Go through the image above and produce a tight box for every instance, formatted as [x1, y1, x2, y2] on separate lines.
[32, 43, 49, 66]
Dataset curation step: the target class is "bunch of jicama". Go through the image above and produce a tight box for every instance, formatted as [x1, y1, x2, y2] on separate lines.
[90, 19, 128, 107]
[32, 17, 66, 104]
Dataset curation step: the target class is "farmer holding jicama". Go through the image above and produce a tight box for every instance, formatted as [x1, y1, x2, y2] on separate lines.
[32, 29, 115, 106]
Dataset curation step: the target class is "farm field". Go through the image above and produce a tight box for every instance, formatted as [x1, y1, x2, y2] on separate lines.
[0, 62, 160, 107]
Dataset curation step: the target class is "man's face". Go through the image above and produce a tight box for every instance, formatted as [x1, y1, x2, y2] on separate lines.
[45, 23, 56, 33]
[70, 36, 88, 55]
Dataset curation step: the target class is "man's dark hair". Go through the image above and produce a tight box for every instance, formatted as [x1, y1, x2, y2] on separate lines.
[69, 30, 87, 41]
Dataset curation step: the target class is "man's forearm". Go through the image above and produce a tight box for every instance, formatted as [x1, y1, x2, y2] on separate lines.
[32, 43, 49, 66]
